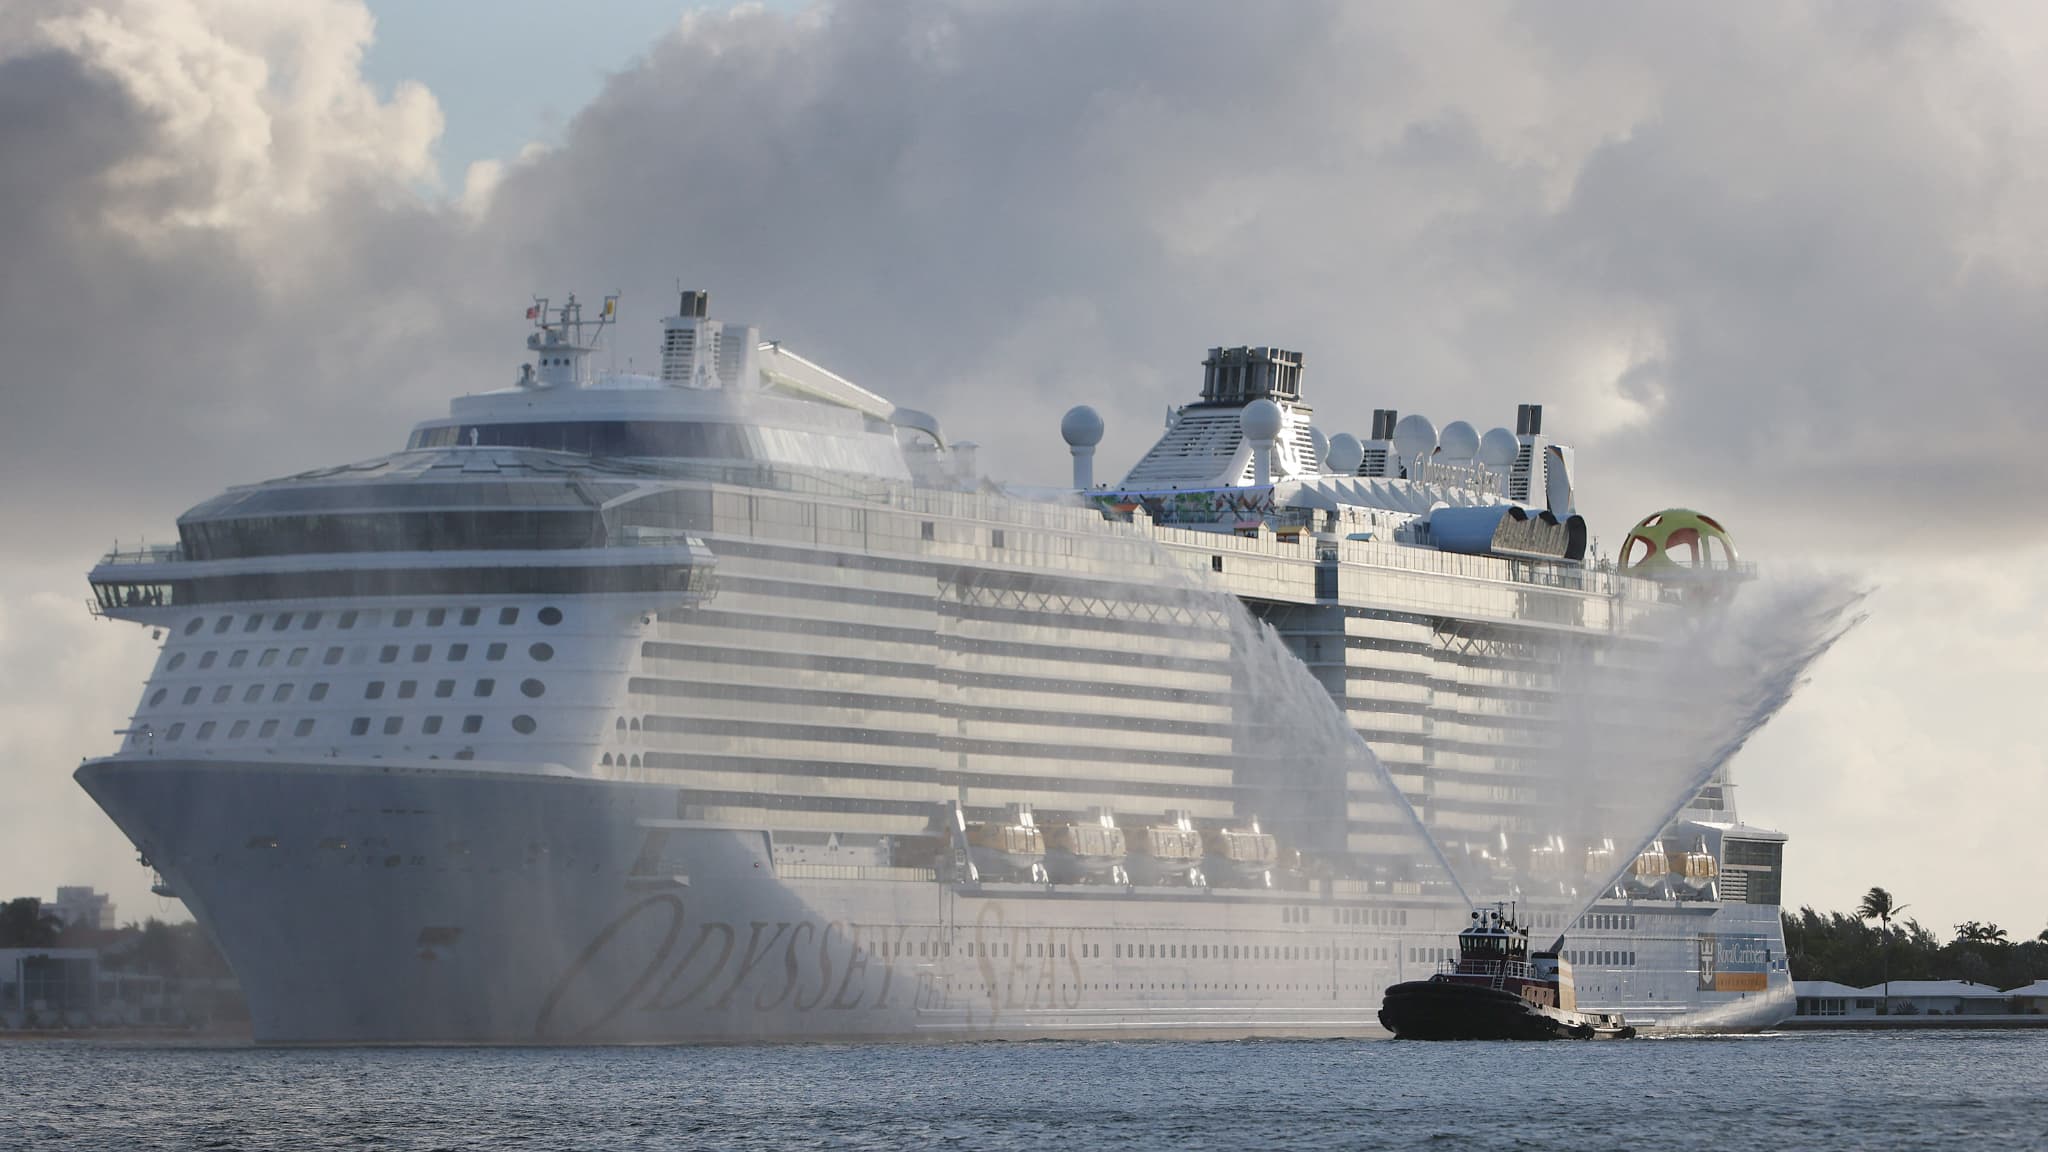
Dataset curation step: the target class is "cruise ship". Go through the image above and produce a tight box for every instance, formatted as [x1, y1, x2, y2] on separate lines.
[75, 291, 1845, 1043]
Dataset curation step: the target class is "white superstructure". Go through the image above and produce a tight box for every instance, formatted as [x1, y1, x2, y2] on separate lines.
[73, 291, 1823, 1043]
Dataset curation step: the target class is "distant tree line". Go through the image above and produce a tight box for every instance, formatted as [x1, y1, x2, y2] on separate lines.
[1784, 887, 2048, 989]
[0, 896, 231, 980]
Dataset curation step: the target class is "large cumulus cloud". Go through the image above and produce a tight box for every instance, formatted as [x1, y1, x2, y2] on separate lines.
[1, 0, 2042, 931]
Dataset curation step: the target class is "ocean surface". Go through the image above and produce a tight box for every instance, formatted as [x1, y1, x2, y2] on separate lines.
[3, 1030, 2043, 1150]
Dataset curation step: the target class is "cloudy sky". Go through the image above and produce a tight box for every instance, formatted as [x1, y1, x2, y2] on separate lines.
[1, 0, 2042, 940]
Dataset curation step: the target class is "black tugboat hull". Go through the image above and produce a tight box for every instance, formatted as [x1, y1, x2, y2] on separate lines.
[1378, 980, 1632, 1041]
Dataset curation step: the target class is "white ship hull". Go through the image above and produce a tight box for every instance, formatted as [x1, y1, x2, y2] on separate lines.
[79, 757, 1791, 1043]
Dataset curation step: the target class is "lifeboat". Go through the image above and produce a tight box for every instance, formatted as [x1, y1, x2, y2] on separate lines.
[964, 805, 1048, 883]
[1201, 820, 1279, 888]
[1379, 905, 1635, 1041]
[1622, 840, 1670, 899]
[1044, 810, 1129, 885]
[1128, 811, 1206, 887]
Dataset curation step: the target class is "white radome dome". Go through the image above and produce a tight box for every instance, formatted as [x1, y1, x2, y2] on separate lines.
[1308, 426, 1330, 472]
[1239, 398, 1284, 442]
[1439, 420, 1479, 462]
[1391, 413, 1438, 463]
[1478, 427, 1519, 468]
[1060, 405, 1105, 449]
[1326, 432, 1365, 476]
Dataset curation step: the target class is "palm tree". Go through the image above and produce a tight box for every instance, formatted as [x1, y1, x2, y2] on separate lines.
[1857, 887, 1908, 1009]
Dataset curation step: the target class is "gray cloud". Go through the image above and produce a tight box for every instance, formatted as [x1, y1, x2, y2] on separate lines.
[2, 0, 2044, 929]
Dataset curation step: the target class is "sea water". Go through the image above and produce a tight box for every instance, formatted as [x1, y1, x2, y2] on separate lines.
[4, 1031, 2042, 1150]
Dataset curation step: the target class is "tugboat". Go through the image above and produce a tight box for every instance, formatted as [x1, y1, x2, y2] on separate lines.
[1378, 904, 1636, 1040]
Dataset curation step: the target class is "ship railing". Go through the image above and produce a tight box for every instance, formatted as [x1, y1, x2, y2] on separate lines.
[1439, 958, 1536, 984]
[96, 543, 185, 566]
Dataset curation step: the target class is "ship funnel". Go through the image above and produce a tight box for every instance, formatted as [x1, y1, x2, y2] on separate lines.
[1061, 405, 1105, 490]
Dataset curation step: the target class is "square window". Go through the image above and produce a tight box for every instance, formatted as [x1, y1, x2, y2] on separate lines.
[339, 610, 358, 630]
[486, 643, 506, 662]
[350, 718, 370, 736]
[301, 612, 322, 630]
[397, 681, 417, 700]
[365, 682, 385, 700]
[212, 686, 231, 704]
[383, 716, 403, 735]
[920, 521, 935, 541]
[461, 715, 482, 734]
[422, 715, 443, 735]
[474, 679, 495, 698]
[243, 684, 263, 703]
[243, 615, 263, 633]
[229, 651, 249, 668]
[412, 644, 431, 663]
[310, 683, 329, 701]
[196, 721, 216, 740]
[182, 687, 202, 705]
[448, 643, 469, 662]
[990, 529, 1005, 549]
[324, 647, 344, 666]
[460, 607, 480, 626]
[292, 718, 313, 738]
[213, 617, 232, 634]
[379, 645, 399, 664]
[263, 719, 283, 738]
[394, 609, 414, 627]
[427, 608, 447, 627]
[499, 607, 519, 626]
[434, 680, 455, 698]
[199, 651, 217, 670]
[229, 720, 249, 738]
[288, 648, 308, 667]
[258, 649, 279, 668]
[274, 684, 294, 703]
[273, 613, 294, 632]
[166, 723, 185, 741]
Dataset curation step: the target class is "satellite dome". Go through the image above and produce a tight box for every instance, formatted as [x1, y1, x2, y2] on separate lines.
[1308, 426, 1330, 472]
[1240, 398, 1284, 442]
[1391, 413, 1438, 464]
[1060, 405, 1105, 449]
[1439, 420, 1479, 462]
[1325, 432, 1365, 476]
[1477, 427, 1519, 468]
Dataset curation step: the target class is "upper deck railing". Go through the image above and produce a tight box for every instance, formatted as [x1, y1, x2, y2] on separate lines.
[97, 543, 185, 566]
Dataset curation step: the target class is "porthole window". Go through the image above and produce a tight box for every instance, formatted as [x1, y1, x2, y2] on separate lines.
[350, 718, 370, 736]
[461, 715, 483, 734]
[422, 716, 443, 735]
[512, 714, 537, 735]
[184, 618, 205, 636]
[499, 607, 519, 626]
[166, 653, 186, 671]
[537, 606, 562, 626]
[149, 689, 167, 708]
[529, 643, 554, 662]
[520, 679, 545, 699]
[290, 719, 311, 738]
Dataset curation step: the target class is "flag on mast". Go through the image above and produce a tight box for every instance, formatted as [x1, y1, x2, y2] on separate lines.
[525, 305, 540, 320]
